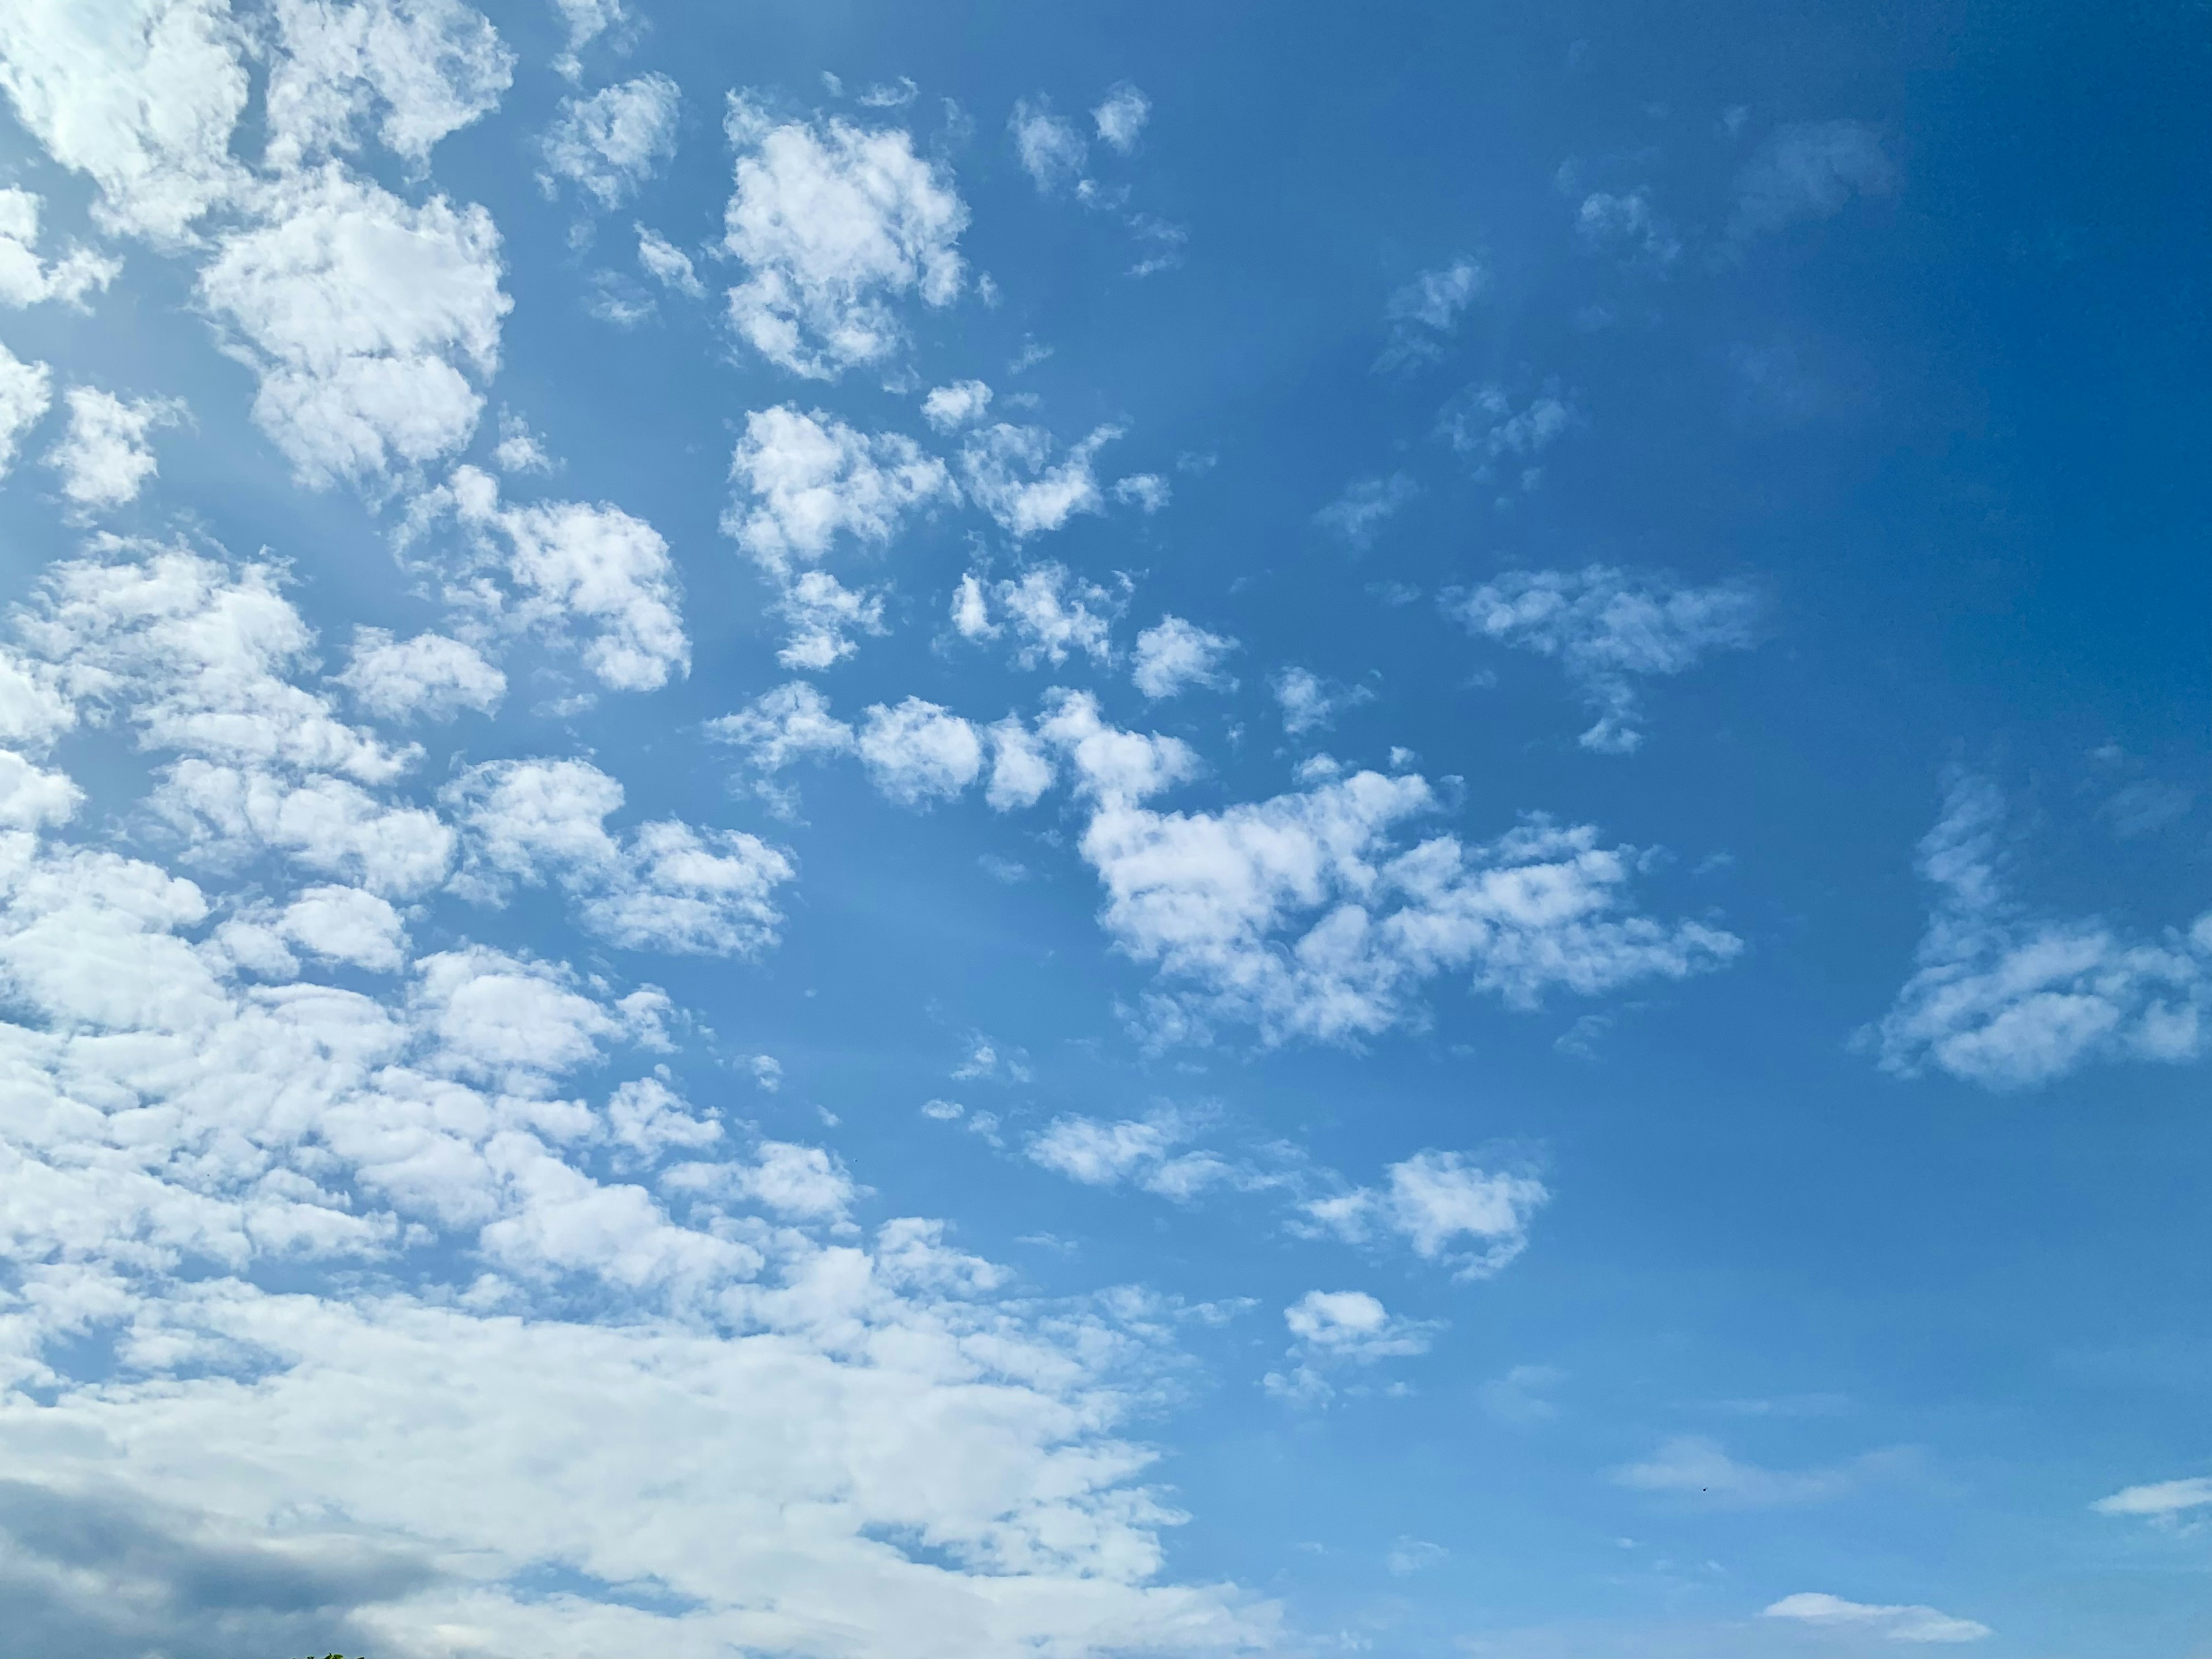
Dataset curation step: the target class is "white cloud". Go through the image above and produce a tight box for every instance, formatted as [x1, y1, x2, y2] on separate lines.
[1272, 666, 1372, 735]
[1315, 472, 1418, 551]
[922, 377, 993, 431]
[0, 0, 249, 244]
[1010, 96, 1086, 192]
[2092, 1476, 2212, 1518]
[1732, 120, 1895, 240]
[264, 0, 514, 172]
[0, 185, 120, 308]
[774, 568, 887, 670]
[606, 1074, 722, 1162]
[45, 385, 183, 511]
[1613, 1437, 1906, 1507]
[548, 0, 624, 76]
[1376, 256, 1484, 370]
[1386, 1537, 1448, 1577]
[1112, 472, 1170, 512]
[335, 628, 503, 723]
[1036, 688, 1199, 806]
[446, 757, 793, 956]
[491, 408, 555, 473]
[1132, 616, 1237, 699]
[1436, 383, 1573, 477]
[1763, 1592, 1991, 1644]
[1075, 763, 1739, 1046]
[1300, 1151, 1548, 1279]
[198, 165, 509, 488]
[722, 95, 968, 378]
[1576, 188, 1681, 268]
[985, 715, 1055, 811]
[281, 882, 408, 971]
[1266, 1289, 1436, 1403]
[709, 680, 856, 774]
[541, 73, 680, 207]
[0, 339, 54, 475]
[635, 224, 706, 296]
[1093, 83, 1151, 151]
[856, 697, 984, 808]
[955, 563, 1127, 668]
[1440, 565, 1760, 752]
[959, 422, 1122, 539]
[448, 466, 689, 691]
[1872, 775, 2212, 1089]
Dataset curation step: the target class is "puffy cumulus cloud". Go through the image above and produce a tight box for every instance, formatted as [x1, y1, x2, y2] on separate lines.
[0, 340, 53, 474]
[722, 94, 968, 379]
[263, 0, 514, 172]
[335, 626, 505, 722]
[1731, 119, 1895, 241]
[1036, 688, 1200, 806]
[710, 680, 855, 773]
[1093, 82, 1151, 151]
[1264, 1289, 1437, 1404]
[1132, 616, 1237, 699]
[950, 563, 1129, 668]
[1271, 666, 1372, 736]
[857, 698, 985, 808]
[1376, 256, 1485, 371]
[0, 185, 120, 308]
[984, 715, 1055, 812]
[446, 757, 793, 956]
[198, 165, 509, 488]
[541, 72, 680, 208]
[1440, 565, 1761, 752]
[44, 385, 184, 512]
[1575, 188, 1681, 268]
[1011, 96, 1086, 193]
[0, 0, 249, 244]
[549, 0, 625, 77]
[1300, 1152, 1548, 1280]
[1315, 472, 1418, 552]
[278, 882, 408, 971]
[1763, 1593, 1991, 1644]
[1872, 775, 2212, 1090]
[1076, 765, 1739, 1046]
[922, 377, 993, 431]
[1025, 1111, 1234, 1204]
[635, 224, 706, 297]
[960, 422, 1122, 539]
[725, 405, 953, 667]
[444, 464, 688, 691]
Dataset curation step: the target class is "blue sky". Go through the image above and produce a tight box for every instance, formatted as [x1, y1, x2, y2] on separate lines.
[0, 2, 2206, 1656]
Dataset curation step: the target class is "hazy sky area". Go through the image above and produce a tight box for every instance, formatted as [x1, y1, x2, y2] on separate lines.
[0, 2, 2206, 1656]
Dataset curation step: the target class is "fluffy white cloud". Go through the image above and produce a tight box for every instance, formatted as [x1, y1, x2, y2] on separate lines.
[1132, 616, 1237, 699]
[548, 0, 624, 75]
[1315, 472, 1418, 551]
[1093, 83, 1150, 151]
[1301, 1152, 1548, 1279]
[1265, 1289, 1436, 1404]
[446, 465, 689, 691]
[1872, 775, 2212, 1089]
[1376, 257, 1484, 370]
[710, 680, 855, 772]
[922, 377, 993, 431]
[953, 563, 1128, 668]
[1011, 96, 1086, 192]
[336, 627, 505, 722]
[960, 422, 1121, 538]
[984, 715, 1055, 811]
[1076, 762, 1738, 1046]
[0, 0, 248, 244]
[1271, 666, 1371, 735]
[1036, 688, 1199, 806]
[2092, 1476, 2212, 1518]
[44, 385, 181, 511]
[722, 96, 968, 378]
[1440, 564, 1760, 752]
[1024, 1112, 1229, 1203]
[0, 185, 120, 308]
[0, 340, 52, 475]
[541, 72, 680, 207]
[1763, 1592, 1991, 1644]
[446, 757, 793, 956]
[636, 223, 705, 296]
[198, 165, 509, 487]
[281, 882, 408, 971]
[1732, 119, 1894, 240]
[264, 0, 514, 171]
[857, 698, 984, 808]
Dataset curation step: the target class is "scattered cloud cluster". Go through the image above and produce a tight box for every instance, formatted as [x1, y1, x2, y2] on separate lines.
[1873, 775, 2212, 1089]
[1440, 565, 1761, 752]
[1299, 1152, 1548, 1280]
[1264, 1290, 1437, 1404]
[1376, 256, 1485, 370]
[541, 73, 681, 207]
[952, 563, 1130, 668]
